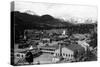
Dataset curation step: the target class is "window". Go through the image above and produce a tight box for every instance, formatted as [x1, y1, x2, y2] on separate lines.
[63, 53, 65, 56]
[22, 55, 24, 57]
[70, 54, 72, 57]
[58, 53, 59, 56]
[56, 53, 57, 56]
[16, 54, 20, 57]
[69, 54, 70, 57]
[66, 54, 67, 56]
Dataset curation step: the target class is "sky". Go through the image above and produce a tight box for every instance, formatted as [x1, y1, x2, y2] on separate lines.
[14, 1, 98, 20]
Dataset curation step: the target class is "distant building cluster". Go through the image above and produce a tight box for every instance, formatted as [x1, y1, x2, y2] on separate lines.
[14, 28, 97, 65]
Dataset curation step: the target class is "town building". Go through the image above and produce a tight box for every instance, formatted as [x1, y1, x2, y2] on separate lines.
[53, 44, 85, 61]
[77, 40, 90, 51]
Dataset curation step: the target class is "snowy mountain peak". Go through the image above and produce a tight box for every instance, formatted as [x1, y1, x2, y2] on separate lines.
[24, 10, 36, 15]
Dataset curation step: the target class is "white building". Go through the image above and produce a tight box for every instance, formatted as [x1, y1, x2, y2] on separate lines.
[53, 44, 85, 61]
[54, 47, 74, 60]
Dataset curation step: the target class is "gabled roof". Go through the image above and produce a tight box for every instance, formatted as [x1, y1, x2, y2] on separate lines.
[62, 44, 85, 54]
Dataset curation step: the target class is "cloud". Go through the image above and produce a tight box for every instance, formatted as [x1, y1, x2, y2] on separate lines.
[14, 1, 97, 19]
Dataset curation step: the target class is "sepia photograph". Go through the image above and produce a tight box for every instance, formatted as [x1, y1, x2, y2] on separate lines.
[11, 1, 97, 66]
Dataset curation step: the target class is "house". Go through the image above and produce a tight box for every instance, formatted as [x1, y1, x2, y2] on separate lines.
[41, 38, 50, 43]
[53, 44, 85, 61]
[71, 34, 86, 40]
[15, 52, 25, 59]
[54, 47, 74, 61]
[39, 45, 59, 54]
[77, 40, 90, 51]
